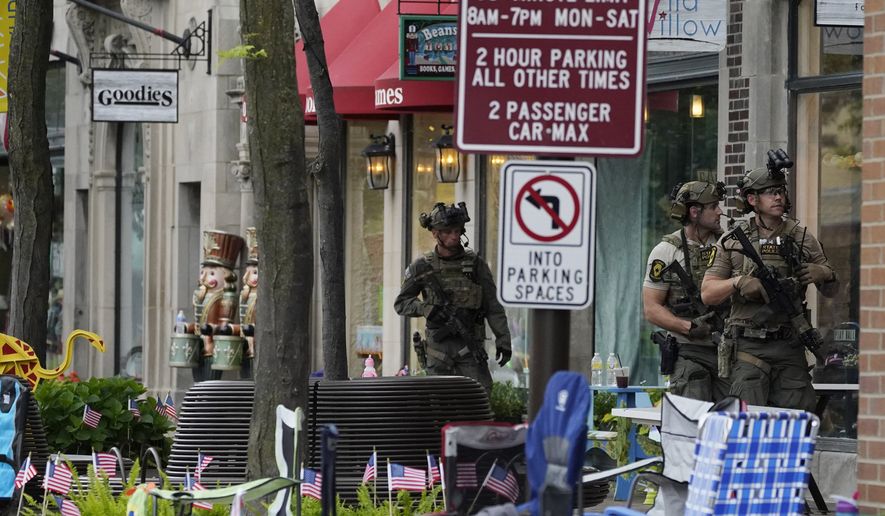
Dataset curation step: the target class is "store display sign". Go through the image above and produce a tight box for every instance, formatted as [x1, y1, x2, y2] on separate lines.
[92, 69, 179, 123]
[400, 16, 458, 80]
[816, 0, 864, 27]
[647, 0, 726, 52]
[455, 0, 646, 156]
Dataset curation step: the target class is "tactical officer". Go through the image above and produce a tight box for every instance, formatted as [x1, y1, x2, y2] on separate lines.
[701, 151, 838, 411]
[644, 181, 730, 402]
[394, 202, 512, 396]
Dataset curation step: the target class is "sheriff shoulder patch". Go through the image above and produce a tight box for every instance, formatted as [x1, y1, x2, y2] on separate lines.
[649, 259, 666, 282]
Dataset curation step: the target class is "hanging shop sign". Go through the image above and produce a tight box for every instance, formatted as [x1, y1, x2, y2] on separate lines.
[455, 0, 646, 156]
[0, 2, 14, 114]
[646, 0, 726, 52]
[497, 160, 596, 310]
[400, 15, 458, 80]
[816, 0, 864, 27]
[92, 69, 179, 123]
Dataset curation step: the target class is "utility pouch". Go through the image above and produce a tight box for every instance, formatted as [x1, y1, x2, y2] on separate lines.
[412, 331, 428, 369]
[718, 328, 738, 379]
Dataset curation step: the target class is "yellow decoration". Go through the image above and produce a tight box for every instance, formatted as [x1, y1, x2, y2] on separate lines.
[0, 329, 105, 388]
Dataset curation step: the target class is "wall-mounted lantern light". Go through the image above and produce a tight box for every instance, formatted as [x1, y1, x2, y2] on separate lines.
[361, 133, 395, 190]
[435, 125, 460, 183]
[690, 94, 704, 118]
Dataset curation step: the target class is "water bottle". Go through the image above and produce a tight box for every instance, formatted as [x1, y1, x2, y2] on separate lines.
[590, 353, 603, 386]
[606, 352, 620, 387]
[174, 310, 188, 334]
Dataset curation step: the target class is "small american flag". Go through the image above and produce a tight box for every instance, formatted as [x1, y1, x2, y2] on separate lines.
[427, 453, 441, 488]
[184, 471, 212, 510]
[195, 452, 214, 480]
[14, 454, 36, 489]
[388, 463, 426, 492]
[43, 460, 73, 495]
[163, 393, 177, 420]
[456, 461, 477, 488]
[301, 468, 322, 500]
[128, 398, 141, 418]
[483, 463, 519, 503]
[82, 405, 102, 428]
[93, 451, 117, 478]
[361, 451, 376, 484]
[55, 496, 81, 516]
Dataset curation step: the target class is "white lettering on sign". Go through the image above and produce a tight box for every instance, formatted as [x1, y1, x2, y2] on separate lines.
[375, 87, 404, 107]
[456, 0, 645, 155]
[497, 161, 596, 310]
[305, 96, 316, 114]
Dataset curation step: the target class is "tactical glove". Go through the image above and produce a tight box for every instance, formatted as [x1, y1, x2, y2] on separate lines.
[496, 347, 512, 367]
[796, 263, 833, 287]
[736, 276, 770, 304]
[687, 312, 717, 339]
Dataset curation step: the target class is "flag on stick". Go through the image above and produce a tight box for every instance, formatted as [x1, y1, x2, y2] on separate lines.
[361, 451, 377, 484]
[43, 460, 72, 495]
[195, 452, 214, 480]
[301, 468, 322, 500]
[92, 451, 117, 478]
[388, 463, 426, 492]
[128, 398, 141, 418]
[55, 496, 81, 516]
[163, 393, 177, 420]
[427, 453, 441, 488]
[483, 462, 520, 503]
[14, 454, 36, 490]
[82, 405, 102, 428]
[184, 471, 212, 510]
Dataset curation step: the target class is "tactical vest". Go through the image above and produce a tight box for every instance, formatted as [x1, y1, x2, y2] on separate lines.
[732, 218, 807, 327]
[660, 229, 717, 317]
[422, 250, 483, 311]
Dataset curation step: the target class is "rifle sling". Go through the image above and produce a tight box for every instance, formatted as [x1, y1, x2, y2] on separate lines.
[679, 228, 697, 291]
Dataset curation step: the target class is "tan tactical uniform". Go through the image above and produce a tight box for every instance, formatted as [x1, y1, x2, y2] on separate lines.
[645, 229, 730, 401]
[707, 218, 834, 411]
[395, 247, 511, 395]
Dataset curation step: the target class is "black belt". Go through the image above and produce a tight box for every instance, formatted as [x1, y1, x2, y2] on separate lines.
[740, 326, 794, 340]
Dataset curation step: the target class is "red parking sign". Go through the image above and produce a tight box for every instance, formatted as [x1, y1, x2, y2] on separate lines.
[455, 0, 646, 156]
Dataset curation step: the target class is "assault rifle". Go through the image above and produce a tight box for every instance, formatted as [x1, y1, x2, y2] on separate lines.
[724, 226, 826, 362]
[423, 273, 488, 364]
[660, 260, 726, 334]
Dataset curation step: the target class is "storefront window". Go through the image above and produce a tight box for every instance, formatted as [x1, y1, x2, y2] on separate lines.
[596, 84, 718, 385]
[799, 1, 863, 76]
[120, 126, 144, 379]
[347, 122, 388, 377]
[483, 155, 533, 387]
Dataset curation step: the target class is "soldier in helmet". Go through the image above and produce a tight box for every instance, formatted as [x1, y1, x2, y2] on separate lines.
[644, 181, 730, 401]
[394, 202, 511, 396]
[701, 150, 838, 411]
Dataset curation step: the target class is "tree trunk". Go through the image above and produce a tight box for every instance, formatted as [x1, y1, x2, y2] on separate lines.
[240, 0, 312, 479]
[294, 0, 347, 381]
[7, 1, 54, 361]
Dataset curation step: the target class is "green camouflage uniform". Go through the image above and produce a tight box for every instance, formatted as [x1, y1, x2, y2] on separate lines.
[395, 247, 511, 395]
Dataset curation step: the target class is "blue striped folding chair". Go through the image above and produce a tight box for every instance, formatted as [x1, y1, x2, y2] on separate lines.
[684, 411, 820, 516]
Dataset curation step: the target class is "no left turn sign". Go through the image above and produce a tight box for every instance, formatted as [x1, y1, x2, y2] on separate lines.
[498, 161, 596, 310]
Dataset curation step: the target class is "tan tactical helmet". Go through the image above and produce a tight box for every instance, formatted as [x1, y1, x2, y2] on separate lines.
[736, 148, 792, 213]
[669, 181, 726, 222]
[419, 202, 471, 230]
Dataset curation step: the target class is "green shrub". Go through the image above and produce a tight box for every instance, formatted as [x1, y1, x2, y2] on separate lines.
[34, 376, 173, 461]
[298, 484, 443, 516]
[489, 381, 528, 422]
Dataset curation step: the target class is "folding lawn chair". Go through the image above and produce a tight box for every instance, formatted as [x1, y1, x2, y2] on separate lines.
[591, 410, 820, 516]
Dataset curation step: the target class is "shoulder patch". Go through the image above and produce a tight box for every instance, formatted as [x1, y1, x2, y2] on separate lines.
[649, 259, 666, 282]
[706, 246, 717, 268]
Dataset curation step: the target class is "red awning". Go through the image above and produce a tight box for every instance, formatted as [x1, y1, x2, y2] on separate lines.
[374, 61, 454, 112]
[296, 0, 380, 120]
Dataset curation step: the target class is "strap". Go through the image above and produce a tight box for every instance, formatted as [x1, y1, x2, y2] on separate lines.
[736, 351, 772, 375]
[679, 229, 696, 290]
